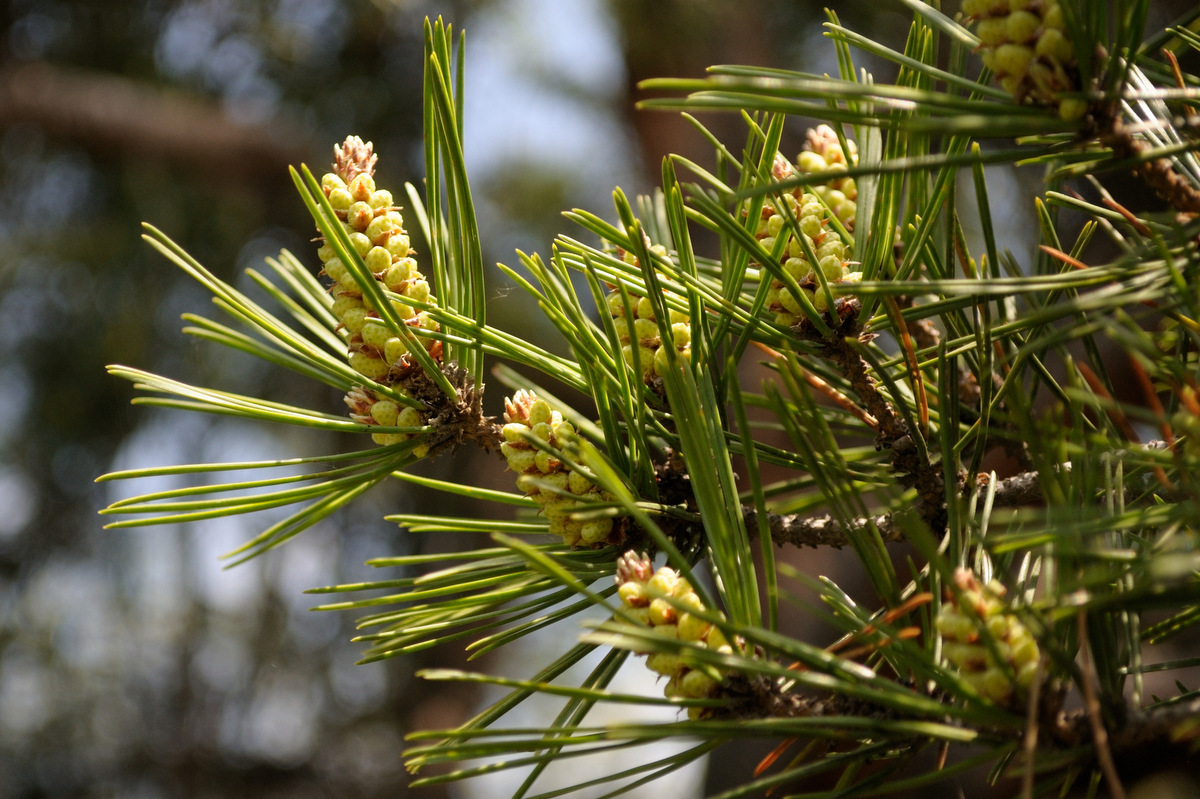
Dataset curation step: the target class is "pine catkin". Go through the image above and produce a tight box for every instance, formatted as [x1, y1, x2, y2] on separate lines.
[317, 136, 442, 457]
[936, 569, 1041, 708]
[609, 239, 692, 382]
[615, 551, 732, 719]
[962, 0, 1085, 121]
[797, 124, 858, 232]
[756, 145, 861, 329]
[502, 389, 620, 547]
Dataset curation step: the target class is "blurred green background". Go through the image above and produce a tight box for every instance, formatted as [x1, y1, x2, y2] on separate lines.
[3, 2, 1187, 797]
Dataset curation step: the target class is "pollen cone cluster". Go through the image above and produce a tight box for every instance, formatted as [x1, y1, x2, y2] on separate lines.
[615, 551, 732, 719]
[963, 0, 1085, 121]
[609, 241, 691, 381]
[502, 390, 620, 547]
[344, 386, 429, 455]
[796, 124, 858, 232]
[936, 569, 1041, 707]
[316, 137, 441, 457]
[756, 151, 861, 328]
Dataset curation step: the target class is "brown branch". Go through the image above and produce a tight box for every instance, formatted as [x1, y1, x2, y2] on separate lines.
[748, 508, 906, 549]
[987, 441, 1170, 508]
[0, 60, 310, 179]
[1105, 697, 1200, 751]
[746, 441, 1170, 549]
[808, 327, 949, 533]
[1048, 697, 1200, 780]
[721, 668, 1200, 773]
[715, 672, 904, 723]
[813, 329, 909, 446]
[987, 469, 1049, 508]
[1097, 114, 1200, 215]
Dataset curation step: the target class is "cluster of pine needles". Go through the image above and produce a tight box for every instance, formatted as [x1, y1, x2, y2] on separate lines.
[100, 6, 1200, 798]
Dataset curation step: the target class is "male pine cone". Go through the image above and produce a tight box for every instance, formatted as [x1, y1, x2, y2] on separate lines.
[796, 124, 858, 232]
[316, 137, 441, 456]
[615, 551, 733, 719]
[963, 0, 1085, 120]
[936, 569, 1041, 708]
[502, 390, 619, 547]
[756, 141, 861, 328]
[609, 240, 692, 381]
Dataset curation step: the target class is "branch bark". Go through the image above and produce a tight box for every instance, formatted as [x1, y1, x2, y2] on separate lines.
[746, 442, 1169, 549]
[1098, 113, 1200, 215]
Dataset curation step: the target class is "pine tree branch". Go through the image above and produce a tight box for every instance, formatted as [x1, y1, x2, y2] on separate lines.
[986, 441, 1170, 507]
[805, 324, 949, 534]
[1104, 697, 1200, 751]
[1097, 113, 1200, 215]
[812, 328, 909, 446]
[748, 508, 906, 549]
[715, 672, 908, 723]
[719, 671, 1200, 764]
[987, 469, 1048, 508]
[0, 60, 309, 179]
[745, 441, 1171, 549]
[1046, 696, 1200, 773]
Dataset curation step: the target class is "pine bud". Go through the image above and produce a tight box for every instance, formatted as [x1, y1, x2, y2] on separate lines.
[937, 569, 1041, 707]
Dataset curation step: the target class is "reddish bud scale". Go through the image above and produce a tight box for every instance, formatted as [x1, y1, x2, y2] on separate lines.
[502, 390, 621, 547]
[615, 552, 732, 719]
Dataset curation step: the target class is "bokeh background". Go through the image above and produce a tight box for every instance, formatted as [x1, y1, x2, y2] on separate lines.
[0, 2, 1194, 798]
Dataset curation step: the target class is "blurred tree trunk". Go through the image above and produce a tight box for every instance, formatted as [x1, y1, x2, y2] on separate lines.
[0, 61, 310, 180]
[608, 0, 775, 178]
